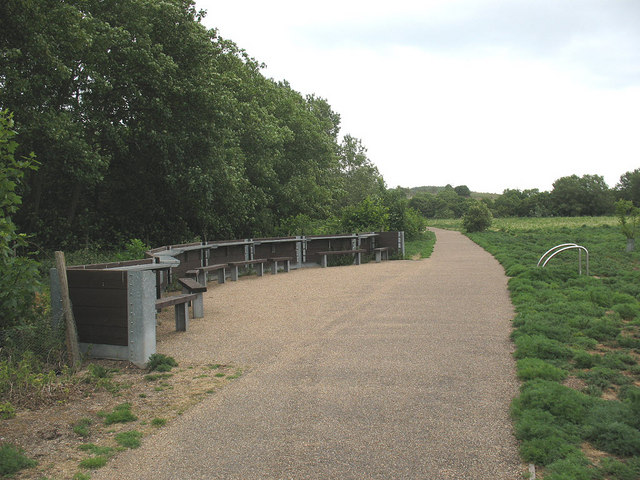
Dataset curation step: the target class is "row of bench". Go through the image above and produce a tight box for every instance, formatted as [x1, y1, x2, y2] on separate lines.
[155, 248, 390, 331]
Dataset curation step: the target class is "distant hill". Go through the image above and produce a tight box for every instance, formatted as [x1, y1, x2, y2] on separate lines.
[406, 186, 500, 200]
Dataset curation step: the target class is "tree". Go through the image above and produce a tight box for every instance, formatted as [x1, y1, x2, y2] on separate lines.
[615, 168, 640, 207]
[463, 201, 492, 232]
[615, 199, 639, 252]
[550, 174, 613, 216]
[454, 185, 471, 197]
[0, 110, 40, 328]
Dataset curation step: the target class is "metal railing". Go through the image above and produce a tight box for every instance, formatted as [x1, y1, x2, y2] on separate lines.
[537, 243, 589, 275]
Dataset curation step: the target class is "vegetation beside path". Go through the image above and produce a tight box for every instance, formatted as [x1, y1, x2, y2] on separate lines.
[438, 218, 640, 479]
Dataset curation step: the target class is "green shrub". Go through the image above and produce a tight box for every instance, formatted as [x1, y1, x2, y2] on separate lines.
[514, 335, 573, 361]
[585, 317, 621, 341]
[573, 350, 600, 369]
[519, 436, 582, 466]
[462, 201, 492, 232]
[0, 402, 16, 420]
[613, 303, 640, 321]
[598, 457, 640, 480]
[0, 443, 37, 476]
[146, 354, 178, 372]
[544, 454, 595, 480]
[585, 421, 640, 457]
[103, 403, 137, 425]
[517, 358, 568, 381]
[513, 380, 592, 425]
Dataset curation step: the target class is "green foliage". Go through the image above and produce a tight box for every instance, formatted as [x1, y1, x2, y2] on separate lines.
[462, 201, 492, 232]
[103, 403, 137, 425]
[514, 335, 572, 362]
[146, 354, 178, 372]
[115, 238, 150, 261]
[0, 402, 16, 420]
[339, 196, 389, 233]
[0, 110, 40, 330]
[115, 430, 142, 449]
[0, 443, 37, 476]
[598, 456, 640, 480]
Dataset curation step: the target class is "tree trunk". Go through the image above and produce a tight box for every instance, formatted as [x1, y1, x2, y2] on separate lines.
[626, 238, 635, 252]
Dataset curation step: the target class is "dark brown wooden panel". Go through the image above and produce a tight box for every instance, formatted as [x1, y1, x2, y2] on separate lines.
[73, 306, 128, 328]
[67, 270, 128, 289]
[69, 288, 127, 308]
[77, 324, 128, 346]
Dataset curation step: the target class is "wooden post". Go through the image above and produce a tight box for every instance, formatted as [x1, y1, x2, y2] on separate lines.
[55, 251, 81, 370]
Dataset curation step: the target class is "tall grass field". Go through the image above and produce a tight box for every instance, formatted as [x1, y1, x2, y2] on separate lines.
[437, 217, 640, 479]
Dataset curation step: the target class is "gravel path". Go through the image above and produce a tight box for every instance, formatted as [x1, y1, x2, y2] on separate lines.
[94, 228, 523, 479]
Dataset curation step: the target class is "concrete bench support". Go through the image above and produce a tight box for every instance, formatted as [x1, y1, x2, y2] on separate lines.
[156, 293, 197, 331]
[374, 247, 390, 263]
[268, 257, 292, 274]
[229, 259, 267, 281]
[178, 277, 206, 319]
[317, 250, 366, 268]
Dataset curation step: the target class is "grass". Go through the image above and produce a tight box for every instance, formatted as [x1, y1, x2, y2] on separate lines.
[456, 217, 640, 478]
[72, 417, 93, 437]
[102, 403, 137, 425]
[146, 354, 178, 372]
[0, 443, 37, 476]
[115, 430, 143, 449]
[403, 230, 436, 259]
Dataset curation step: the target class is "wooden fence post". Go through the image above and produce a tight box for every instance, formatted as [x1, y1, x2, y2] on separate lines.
[55, 251, 81, 370]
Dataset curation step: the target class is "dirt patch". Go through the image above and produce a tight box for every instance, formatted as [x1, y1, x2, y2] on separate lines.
[1, 311, 242, 480]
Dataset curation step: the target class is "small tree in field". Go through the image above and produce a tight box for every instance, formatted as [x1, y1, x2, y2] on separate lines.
[463, 201, 492, 233]
[615, 199, 639, 252]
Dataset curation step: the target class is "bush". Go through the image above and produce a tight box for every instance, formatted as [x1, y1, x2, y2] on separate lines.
[115, 430, 142, 449]
[462, 201, 492, 232]
[146, 354, 178, 372]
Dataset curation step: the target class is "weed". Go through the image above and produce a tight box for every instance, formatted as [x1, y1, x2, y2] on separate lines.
[72, 418, 93, 437]
[73, 473, 91, 480]
[78, 444, 114, 456]
[144, 373, 172, 382]
[151, 418, 167, 427]
[214, 373, 225, 378]
[78, 456, 107, 469]
[0, 443, 37, 476]
[115, 430, 142, 449]
[226, 369, 243, 380]
[103, 403, 137, 425]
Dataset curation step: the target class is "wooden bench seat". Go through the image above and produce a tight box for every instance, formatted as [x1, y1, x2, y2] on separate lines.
[317, 249, 367, 268]
[268, 257, 292, 274]
[228, 258, 268, 281]
[373, 247, 390, 263]
[177, 277, 206, 319]
[186, 263, 228, 285]
[155, 293, 197, 331]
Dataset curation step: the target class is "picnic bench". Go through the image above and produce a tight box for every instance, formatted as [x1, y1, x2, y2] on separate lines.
[178, 277, 206, 319]
[155, 293, 197, 331]
[317, 249, 366, 268]
[186, 263, 228, 285]
[268, 257, 292, 274]
[373, 247, 390, 263]
[228, 258, 268, 281]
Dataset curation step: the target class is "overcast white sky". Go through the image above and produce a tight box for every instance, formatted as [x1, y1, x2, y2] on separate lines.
[195, 0, 640, 194]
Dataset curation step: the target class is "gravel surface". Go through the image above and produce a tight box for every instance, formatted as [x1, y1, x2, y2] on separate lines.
[93, 228, 523, 479]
